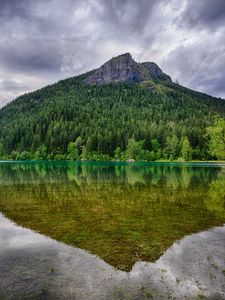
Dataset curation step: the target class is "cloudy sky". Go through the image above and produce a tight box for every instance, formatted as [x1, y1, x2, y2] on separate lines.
[0, 0, 225, 107]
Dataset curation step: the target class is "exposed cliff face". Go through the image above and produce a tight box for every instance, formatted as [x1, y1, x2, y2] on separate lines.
[85, 53, 140, 84]
[140, 62, 163, 78]
[85, 53, 171, 85]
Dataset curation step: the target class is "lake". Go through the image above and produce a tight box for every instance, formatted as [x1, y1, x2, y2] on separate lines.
[0, 161, 225, 273]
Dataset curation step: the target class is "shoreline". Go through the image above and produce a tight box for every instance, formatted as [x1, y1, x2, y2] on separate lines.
[0, 159, 225, 166]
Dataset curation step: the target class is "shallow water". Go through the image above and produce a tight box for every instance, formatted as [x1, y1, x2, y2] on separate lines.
[0, 161, 225, 271]
[1, 213, 225, 299]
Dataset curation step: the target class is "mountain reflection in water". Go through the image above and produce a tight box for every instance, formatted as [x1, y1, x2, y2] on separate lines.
[0, 161, 224, 271]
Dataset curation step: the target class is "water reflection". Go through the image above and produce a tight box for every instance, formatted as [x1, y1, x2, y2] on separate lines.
[0, 161, 221, 186]
[0, 161, 225, 271]
[206, 169, 225, 219]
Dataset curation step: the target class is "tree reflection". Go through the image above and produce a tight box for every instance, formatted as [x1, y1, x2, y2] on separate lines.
[206, 169, 225, 219]
[0, 162, 224, 271]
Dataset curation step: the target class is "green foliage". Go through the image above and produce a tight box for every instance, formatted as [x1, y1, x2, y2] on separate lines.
[10, 151, 19, 160]
[54, 153, 66, 160]
[151, 139, 160, 152]
[0, 143, 4, 159]
[17, 151, 32, 160]
[145, 151, 156, 161]
[169, 154, 174, 161]
[206, 118, 225, 160]
[67, 142, 79, 160]
[125, 138, 145, 160]
[114, 147, 122, 160]
[81, 145, 89, 161]
[166, 135, 180, 159]
[181, 137, 193, 161]
[34, 145, 47, 160]
[67, 137, 83, 160]
[0, 72, 225, 161]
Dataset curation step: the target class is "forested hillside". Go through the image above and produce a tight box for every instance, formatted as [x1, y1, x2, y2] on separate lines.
[0, 54, 225, 161]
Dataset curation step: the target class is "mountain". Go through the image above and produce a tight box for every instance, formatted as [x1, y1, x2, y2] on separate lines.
[0, 53, 225, 161]
[85, 53, 171, 84]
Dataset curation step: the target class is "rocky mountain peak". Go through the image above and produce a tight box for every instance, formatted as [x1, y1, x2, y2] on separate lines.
[85, 53, 139, 85]
[85, 53, 171, 85]
[111, 52, 133, 62]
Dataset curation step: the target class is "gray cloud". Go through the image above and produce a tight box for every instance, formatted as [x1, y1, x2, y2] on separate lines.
[0, 0, 31, 19]
[0, 80, 29, 92]
[178, 0, 225, 30]
[0, 39, 62, 74]
[163, 36, 225, 98]
[96, 0, 162, 34]
[0, 0, 224, 107]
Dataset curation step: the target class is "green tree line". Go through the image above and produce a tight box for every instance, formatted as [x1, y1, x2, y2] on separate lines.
[0, 73, 225, 161]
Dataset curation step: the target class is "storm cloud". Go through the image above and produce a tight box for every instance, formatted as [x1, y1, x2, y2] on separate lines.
[178, 0, 225, 30]
[0, 0, 224, 107]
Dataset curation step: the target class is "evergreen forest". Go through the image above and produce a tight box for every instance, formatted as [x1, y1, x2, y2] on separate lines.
[0, 73, 225, 161]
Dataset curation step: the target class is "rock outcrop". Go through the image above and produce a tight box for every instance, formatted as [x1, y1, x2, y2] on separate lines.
[85, 53, 171, 85]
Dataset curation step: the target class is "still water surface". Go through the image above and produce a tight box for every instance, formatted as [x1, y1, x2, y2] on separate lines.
[0, 161, 225, 271]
